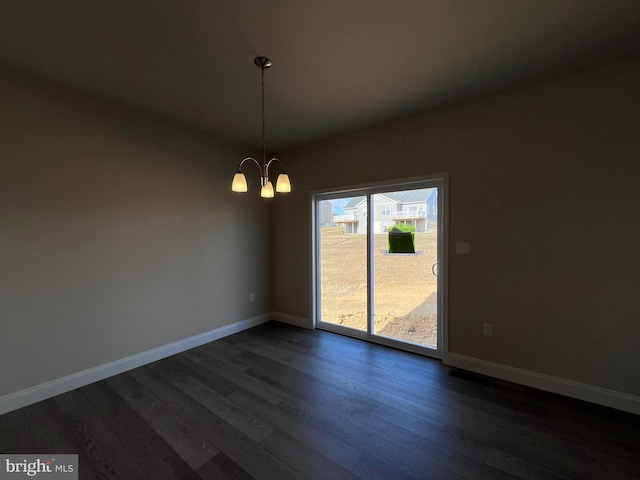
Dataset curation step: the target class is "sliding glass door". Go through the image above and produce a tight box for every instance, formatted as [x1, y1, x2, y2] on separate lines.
[313, 176, 446, 358]
[317, 195, 368, 332]
[372, 188, 438, 349]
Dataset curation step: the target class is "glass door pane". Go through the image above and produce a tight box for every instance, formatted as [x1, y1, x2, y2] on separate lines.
[372, 188, 438, 348]
[318, 196, 368, 331]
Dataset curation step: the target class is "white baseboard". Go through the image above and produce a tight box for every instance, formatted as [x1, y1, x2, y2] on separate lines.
[445, 353, 640, 415]
[270, 311, 311, 329]
[0, 314, 271, 415]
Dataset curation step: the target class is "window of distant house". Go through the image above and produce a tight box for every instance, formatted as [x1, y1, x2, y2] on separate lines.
[381, 205, 391, 215]
[362, 207, 367, 217]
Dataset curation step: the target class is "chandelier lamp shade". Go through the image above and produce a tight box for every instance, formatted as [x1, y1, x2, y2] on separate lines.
[231, 56, 291, 198]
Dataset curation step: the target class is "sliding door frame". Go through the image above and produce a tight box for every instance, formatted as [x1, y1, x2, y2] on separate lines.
[310, 173, 449, 359]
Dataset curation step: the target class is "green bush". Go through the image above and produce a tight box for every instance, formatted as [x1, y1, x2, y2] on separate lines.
[388, 224, 415, 253]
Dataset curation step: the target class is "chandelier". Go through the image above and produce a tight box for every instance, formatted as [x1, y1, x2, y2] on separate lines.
[231, 57, 291, 198]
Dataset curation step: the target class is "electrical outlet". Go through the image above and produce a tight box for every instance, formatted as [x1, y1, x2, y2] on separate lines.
[483, 323, 493, 336]
[250, 293, 255, 302]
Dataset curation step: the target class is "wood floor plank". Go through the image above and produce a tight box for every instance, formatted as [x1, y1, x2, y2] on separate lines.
[352, 454, 418, 480]
[129, 363, 226, 431]
[534, 430, 640, 479]
[105, 373, 219, 470]
[185, 343, 255, 371]
[0, 411, 10, 452]
[200, 421, 307, 480]
[24, 399, 80, 453]
[262, 429, 359, 480]
[227, 388, 363, 471]
[24, 399, 99, 480]
[243, 362, 360, 421]
[487, 448, 573, 480]
[238, 350, 333, 398]
[224, 335, 281, 353]
[1, 408, 35, 453]
[348, 409, 514, 480]
[196, 452, 255, 480]
[193, 354, 288, 404]
[324, 384, 490, 462]
[486, 432, 629, 480]
[541, 398, 640, 446]
[55, 390, 150, 480]
[237, 350, 328, 389]
[278, 395, 465, 480]
[531, 414, 640, 466]
[240, 327, 311, 355]
[82, 380, 203, 480]
[204, 339, 253, 358]
[170, 373, 276, 443]
[161, 355, 239, 396]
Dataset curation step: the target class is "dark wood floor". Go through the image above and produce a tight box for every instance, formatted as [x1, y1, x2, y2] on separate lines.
[2, 322, 639, 479]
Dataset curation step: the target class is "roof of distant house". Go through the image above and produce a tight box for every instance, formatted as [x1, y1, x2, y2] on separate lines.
[343, 189, 436, 209]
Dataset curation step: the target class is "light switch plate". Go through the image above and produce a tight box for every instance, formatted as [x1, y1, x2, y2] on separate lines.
[455, 242, 470, 254]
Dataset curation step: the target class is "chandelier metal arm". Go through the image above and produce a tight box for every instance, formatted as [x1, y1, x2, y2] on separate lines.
[265, 157, 286, 178]
[238, 157, 268, 185]
[238, 156, 262, 172]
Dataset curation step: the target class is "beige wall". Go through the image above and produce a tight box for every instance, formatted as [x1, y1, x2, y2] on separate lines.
[272, 58, 640, 396]
[0, 68, 270, 397]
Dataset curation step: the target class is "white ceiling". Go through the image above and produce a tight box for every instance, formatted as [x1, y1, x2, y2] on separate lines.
[1, 1, 639, 151]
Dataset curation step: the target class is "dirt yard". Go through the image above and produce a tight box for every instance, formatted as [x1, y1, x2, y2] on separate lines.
[320, 227, 438, 347]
